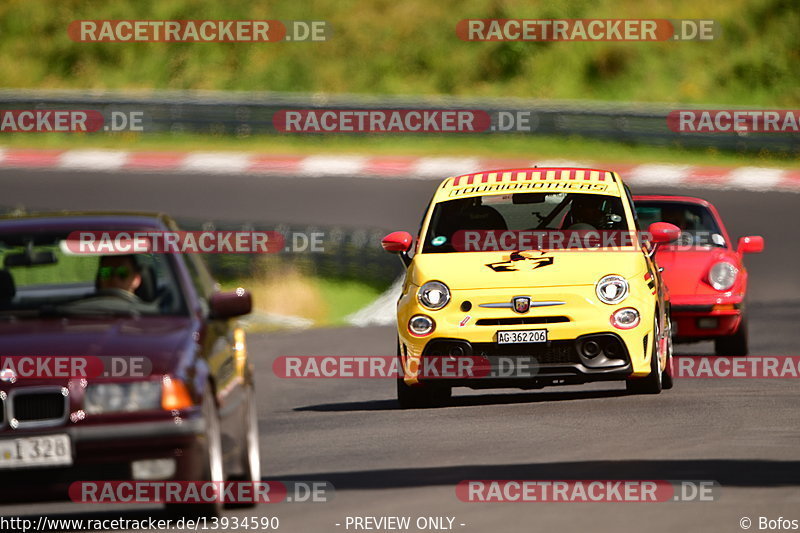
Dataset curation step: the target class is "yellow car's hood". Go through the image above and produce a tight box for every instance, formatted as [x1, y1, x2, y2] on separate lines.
[410, 250, 646, 290]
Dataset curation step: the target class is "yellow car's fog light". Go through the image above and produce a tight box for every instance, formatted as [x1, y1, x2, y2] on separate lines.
[409, 315, 435, 337]
[611, 307, 640, 330]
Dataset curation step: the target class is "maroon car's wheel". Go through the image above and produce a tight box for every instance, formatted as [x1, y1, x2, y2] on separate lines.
[226, 384, 261, 508]
[714, 314, 749, 356]
[167, 386, 224, 517]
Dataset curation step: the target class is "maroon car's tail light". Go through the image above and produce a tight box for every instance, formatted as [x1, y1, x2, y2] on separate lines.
[161, 376, 193, 410]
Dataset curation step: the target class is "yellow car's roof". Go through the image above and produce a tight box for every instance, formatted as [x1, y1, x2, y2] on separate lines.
[434, 167, 623, 202]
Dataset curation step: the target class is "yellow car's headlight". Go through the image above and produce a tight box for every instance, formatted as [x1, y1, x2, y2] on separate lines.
[417, 281, 450, 310]
[596, 275, 629, 305]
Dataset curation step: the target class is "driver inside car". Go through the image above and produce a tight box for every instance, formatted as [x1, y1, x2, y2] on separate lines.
[567, 195, 608, 230]
[96, 254, 143, 298]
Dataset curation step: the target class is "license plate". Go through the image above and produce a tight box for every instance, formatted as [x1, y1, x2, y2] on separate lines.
[0, 434, 72, 469]
[497, 329, 548, 344]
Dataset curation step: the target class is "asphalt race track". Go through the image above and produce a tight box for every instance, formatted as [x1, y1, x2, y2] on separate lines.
[1, 168, 799, 532]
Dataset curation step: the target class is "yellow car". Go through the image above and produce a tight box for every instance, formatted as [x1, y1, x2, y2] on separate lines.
[382, 167, 681, 408]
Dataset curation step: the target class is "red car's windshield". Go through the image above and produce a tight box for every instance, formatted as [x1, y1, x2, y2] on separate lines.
[634, 201, 726, 248]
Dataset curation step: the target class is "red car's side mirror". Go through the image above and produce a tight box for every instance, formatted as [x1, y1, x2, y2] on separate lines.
[737, 235, 764, 255]
[210, 289, 252, 319]
[381, 231, 413, 253]
[648, 222, 681, 244]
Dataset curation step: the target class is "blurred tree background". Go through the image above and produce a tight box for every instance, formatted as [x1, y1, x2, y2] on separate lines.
[0, 0, 796, 105]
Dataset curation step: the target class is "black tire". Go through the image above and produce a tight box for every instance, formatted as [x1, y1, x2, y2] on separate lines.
[395, 339, 451, 408]
[226, 384, 261, 509]
[626, 315, 663, 395]
[397, 378, 451, 409]
[714, 314, 749, 356]
[166, 386, 224, 517]
[662, 319, 674, 390]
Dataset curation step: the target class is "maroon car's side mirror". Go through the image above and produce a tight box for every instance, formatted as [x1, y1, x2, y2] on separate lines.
[209, 289, 252, 319]
[737, 235, 764, 255]
[381, 231, 413, 267]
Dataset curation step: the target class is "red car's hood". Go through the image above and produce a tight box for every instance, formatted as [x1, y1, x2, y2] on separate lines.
[0, 316, 195, 379]
[654, 246, 739, 298]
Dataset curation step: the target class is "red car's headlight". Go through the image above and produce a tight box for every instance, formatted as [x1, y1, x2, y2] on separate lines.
[708, 261, 738, 291]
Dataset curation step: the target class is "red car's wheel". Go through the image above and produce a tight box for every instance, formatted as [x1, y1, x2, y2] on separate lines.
[714, 313, 749, 356]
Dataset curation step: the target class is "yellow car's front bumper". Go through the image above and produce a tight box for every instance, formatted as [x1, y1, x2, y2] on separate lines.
[397, 284, 657, 388]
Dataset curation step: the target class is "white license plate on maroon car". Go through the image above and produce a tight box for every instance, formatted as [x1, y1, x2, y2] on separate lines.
[497, 329, 548, 344]
[0, 434, 72, 469]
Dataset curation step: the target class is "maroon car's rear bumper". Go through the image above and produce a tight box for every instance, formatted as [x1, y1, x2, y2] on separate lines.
[0, 413, 206, 503]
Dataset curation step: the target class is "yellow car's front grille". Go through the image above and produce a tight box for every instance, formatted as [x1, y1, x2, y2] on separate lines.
[474, 316, 570, 326]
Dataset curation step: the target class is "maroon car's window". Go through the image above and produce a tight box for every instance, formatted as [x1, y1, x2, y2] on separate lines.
[0, 237, 188, 317]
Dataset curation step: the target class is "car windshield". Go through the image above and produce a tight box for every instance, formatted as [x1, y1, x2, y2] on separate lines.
[634, 201, 726, 248]
[0, 233, 188, 319]
[422, 192, 630, 253]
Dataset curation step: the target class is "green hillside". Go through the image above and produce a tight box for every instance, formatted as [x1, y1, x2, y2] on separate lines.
[0, 0, 796, 105]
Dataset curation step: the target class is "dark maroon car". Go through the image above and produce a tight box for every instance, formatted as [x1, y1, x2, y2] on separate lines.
[0, 213, 260, 514]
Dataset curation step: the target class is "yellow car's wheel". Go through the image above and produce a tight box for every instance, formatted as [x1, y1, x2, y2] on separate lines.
[662, 319, 674, 390]
[397, 378, 451, 409]
[626, 314, 663, 395]
[396, 339, 451, 408]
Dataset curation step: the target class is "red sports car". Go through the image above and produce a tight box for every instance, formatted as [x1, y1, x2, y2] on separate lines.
[633, 196, 763, 355]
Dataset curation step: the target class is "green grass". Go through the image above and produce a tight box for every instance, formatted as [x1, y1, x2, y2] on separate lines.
[2, 131, 798, 168]
[1, 247, 98, 286]
[219, 274, 384, 328]
[315, 277, 383, 326]
[0, 0, 797, 105]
